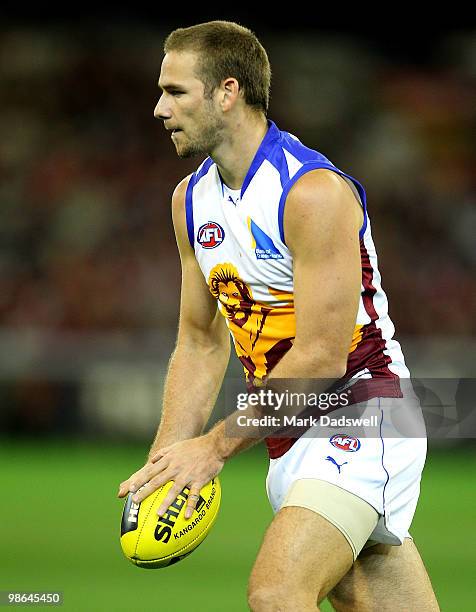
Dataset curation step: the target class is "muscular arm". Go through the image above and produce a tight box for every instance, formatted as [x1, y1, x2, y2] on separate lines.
[268, 170, 362, 378]
[210, 169, 364, 458]
[148, 175, 230, 456]
[118, 176, 230, 496]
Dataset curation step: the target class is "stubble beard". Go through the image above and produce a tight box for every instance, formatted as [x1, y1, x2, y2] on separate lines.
[176, 105, 226, 159]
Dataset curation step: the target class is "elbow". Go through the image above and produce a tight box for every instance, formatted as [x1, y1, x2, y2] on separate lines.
[332, 362, 348, 380]
[177, 333, 229, 359]
[306, 361, 347, 381]
[326, 355, 348, 379]
[293, 344, 348, 380]
[177, 326, 230, 360]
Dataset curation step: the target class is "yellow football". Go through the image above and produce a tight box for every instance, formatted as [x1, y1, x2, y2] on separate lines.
[120, 478, 221, 568]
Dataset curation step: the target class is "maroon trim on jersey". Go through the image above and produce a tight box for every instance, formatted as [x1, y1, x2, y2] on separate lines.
[346, 326, 400, 388]
[360, 238, 380, 319]
[357, 239, 400, 386]
[266, 438, 296, 459]
[263, 239, 403, 460]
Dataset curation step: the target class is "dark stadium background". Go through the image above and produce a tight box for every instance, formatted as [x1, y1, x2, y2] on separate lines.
[1, 8, 475, 611]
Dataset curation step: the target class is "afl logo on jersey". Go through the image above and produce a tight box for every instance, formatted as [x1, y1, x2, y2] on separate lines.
[329, 434, 361, 452]
[197, 222, 225, 249]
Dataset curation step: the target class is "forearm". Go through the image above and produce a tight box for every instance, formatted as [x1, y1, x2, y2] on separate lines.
[148, 339, 230, 459]
[207, 345, 346, 461]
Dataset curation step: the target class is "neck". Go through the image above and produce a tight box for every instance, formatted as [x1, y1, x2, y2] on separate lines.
[210, 111, 269, 190]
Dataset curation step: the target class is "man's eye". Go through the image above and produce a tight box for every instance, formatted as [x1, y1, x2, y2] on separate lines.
[171, 90, 184, 96]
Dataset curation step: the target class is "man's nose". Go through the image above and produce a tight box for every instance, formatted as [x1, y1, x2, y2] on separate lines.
[154, 95, 171, 120]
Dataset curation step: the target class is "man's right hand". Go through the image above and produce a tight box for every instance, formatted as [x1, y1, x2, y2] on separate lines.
[117, 433, 225, 519]
[117, 452, 166, 499]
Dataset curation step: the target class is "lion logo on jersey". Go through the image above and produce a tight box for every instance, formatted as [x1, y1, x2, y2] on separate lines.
[208, 263, 270, 349]
[208, 263, 294, 383]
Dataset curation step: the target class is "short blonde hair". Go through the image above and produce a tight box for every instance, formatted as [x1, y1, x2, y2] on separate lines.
[164, 20, 271, 114]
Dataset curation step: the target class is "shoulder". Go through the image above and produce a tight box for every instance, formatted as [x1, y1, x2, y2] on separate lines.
[171, 174, 193, 252]
[171, 156, 215, 202]
[171, 174, 192, 209]
[287, 168, 354, 207]
[171, 173, 194, 223]
[284, 169, 363, 252]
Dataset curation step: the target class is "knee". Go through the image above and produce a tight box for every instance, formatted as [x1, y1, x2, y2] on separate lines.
[247, 584, 276, 612]
[247, 585, 292, 612]
[247, 581, 315, 612]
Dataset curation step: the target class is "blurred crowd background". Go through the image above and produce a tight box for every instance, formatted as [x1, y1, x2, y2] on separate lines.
[0, 16, 475, 439]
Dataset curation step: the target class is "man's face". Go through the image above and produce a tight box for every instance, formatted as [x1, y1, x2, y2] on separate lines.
[155, 51, 225, 158]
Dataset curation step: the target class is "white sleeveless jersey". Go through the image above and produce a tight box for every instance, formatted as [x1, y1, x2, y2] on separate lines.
[185, 121, 410, 458]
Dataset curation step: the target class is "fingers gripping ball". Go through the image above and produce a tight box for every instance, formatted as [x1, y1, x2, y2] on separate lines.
[120, 478, 221, 568]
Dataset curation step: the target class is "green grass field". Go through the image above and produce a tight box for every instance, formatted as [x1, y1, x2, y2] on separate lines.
[0, 439, 474, 611]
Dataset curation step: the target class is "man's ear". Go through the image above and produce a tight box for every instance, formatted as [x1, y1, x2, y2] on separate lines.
[220, 77, 240, 111]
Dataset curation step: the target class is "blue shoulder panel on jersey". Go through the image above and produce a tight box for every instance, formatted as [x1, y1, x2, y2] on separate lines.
[266, 145, 290, 188]
[185, 158, 215, 247]
[281, 132, 334, 166]
[241, 120, 281, 197]
[195, 157, 214, 184]
[185, 176, 195, 248]
[278, 161, 368, 245]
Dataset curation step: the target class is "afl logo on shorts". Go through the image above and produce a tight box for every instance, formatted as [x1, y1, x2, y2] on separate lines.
[329, 434, 361, 452]
[197, 222, 225, 249]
